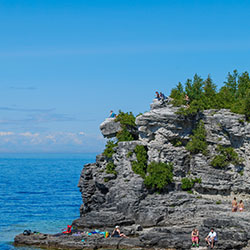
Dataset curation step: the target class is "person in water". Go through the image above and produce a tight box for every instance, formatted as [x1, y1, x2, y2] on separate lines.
[111, 226, 127, 238]
[109, 110, 116, 118]
[191, 228, 199, 247]
[238, 200, 244, 212]
[205, 228, 217, 249]
[232, 197, 237, 212]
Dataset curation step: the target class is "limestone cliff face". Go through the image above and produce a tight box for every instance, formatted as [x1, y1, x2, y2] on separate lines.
[74, 100, 250, 250]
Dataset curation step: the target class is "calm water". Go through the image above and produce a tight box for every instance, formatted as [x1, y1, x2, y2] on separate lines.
[0, 153, 96, 250]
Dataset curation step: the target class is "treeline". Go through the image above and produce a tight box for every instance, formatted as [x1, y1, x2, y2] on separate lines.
[170, 70, 250, 121]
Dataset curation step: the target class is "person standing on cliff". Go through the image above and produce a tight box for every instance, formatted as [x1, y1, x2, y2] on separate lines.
[238, 200, 244, 212]
[185, 94, 190, 107]
[232, 197, 237, 212]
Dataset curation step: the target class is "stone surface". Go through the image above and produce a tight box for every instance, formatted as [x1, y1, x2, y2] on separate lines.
[100, 118, 121, 138]
[15, 100, 250, 250]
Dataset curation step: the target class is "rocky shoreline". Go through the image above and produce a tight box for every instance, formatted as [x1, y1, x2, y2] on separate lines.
[15, 100, 250, 249]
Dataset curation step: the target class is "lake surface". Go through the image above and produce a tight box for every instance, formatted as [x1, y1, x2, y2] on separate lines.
[0, 153, 96, 250]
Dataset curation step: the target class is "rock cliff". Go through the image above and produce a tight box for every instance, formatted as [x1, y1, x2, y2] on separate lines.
[15, 100, 250, 249]
[74, 100, 250, 249]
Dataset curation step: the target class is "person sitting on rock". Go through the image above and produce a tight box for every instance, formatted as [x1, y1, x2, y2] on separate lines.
[205, 228, 217, 249]
[160, 92, 166, 101]
[109, 110, 116, 118]
[238, 200, 244, 212]
[155, 91, 160, 101]
[232, 197, 237, 212]
[191, 228, 199, 247]
[111, 226, 127, 238]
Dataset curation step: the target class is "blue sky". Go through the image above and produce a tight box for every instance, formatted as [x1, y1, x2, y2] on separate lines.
[1, 0, 250, 153]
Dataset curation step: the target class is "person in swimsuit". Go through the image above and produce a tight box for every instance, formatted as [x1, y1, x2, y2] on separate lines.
[191, 228, 199, 247]
[232, 197, 237, 212]
[185, 94, 190, 108]
[238, 200, 244, 212]
[111, 226, 127, 238]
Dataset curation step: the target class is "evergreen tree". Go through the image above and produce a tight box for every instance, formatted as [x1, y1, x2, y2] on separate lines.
[203, 75, 217, 109]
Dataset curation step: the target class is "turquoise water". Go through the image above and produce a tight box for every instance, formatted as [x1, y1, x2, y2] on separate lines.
[0, 153, 96, 250]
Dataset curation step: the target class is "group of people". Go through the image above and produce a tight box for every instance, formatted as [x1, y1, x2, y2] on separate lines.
[232, 197, 244, 212]
[191, 228, 218, 249]
[155, 91, 167, 102]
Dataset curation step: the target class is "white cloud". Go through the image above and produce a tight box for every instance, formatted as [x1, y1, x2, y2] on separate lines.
[0, 131, 14, 136]
[19, 132, 39, 137]
[0, 130, 106, 153]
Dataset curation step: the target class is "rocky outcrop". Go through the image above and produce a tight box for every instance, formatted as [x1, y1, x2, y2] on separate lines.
[15, 100, 250, 250]
[100, 118, 122, 138]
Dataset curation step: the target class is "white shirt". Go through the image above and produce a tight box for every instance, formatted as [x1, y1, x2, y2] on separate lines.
[208, 231, 217, 239]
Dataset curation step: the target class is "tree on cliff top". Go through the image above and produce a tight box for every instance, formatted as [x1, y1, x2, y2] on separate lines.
[170, 70, 250, 121]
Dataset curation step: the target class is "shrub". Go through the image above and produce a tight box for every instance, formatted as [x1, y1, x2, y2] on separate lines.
[127, 151, 133, 158]
[131, 145, 148, 178]
[181, 178, 193, 191]
[211, 154, 228, 168]
[186, 121, 207, 155]
[103, 140, 117, 158]
[115, 111, 136, 127]
[211, 145, 241, 168]
[181, 177, 202, 191]
[144, 162, 173, 190]
[105, 162, 117, 175]
[116, 128, 134, 142]
[115, 111, 137, 142]
[170, 139, 183, 147]
[239, 170, 244, 176]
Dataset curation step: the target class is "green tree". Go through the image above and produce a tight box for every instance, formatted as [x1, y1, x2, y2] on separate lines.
[131, 145, 148, 178]
[103, 140, 117, 158]
[144, 162, 173, 190]
[186, 121, 207, 155]
[170, 82, 185, 106]
[203, 75, 217, 109]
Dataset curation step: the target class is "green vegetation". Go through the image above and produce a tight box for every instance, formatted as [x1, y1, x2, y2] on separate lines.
[130, 145, 174, 191]
[170, 70, 250, 121]
[144, 162, 173, 190]
[115, 111, 137, 142]
[116, 127, 134, 142]
[115, 110, 136, 127]
[131, 145, 148, 178]
[216, 200, 222, 205]
[103, 140, 117, 158]
[186, 121, 207, 155]
[239, 170, 244, 176]
[211, 145, 241, 168]
[127, 151, 133, 158]
[181, 177, 202, 191]
[170, 139, 183, 147]
[105, 162, 117, 175]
